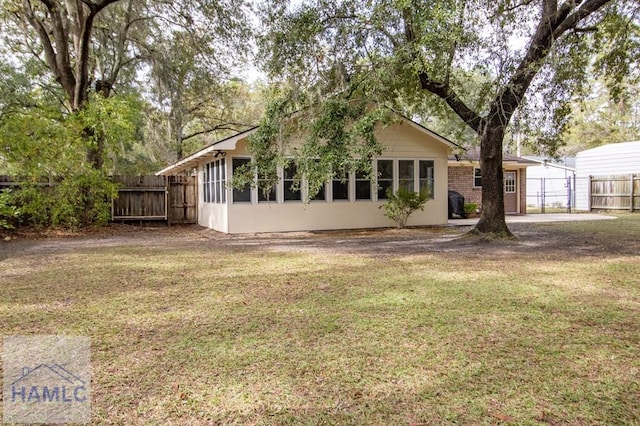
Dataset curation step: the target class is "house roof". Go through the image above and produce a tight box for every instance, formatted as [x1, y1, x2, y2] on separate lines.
[156, 127, 258, 176]
[157, 111, 461, 176]
[448, 147, 537, 166]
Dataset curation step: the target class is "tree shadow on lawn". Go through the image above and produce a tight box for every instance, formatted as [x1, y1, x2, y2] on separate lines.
[221, 221, 640, 259]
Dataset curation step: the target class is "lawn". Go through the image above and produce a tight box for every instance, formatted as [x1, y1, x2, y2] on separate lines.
[1, 215, 639, 425]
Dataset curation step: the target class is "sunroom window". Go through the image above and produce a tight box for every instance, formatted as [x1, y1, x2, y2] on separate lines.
[232, 158, 251, 203]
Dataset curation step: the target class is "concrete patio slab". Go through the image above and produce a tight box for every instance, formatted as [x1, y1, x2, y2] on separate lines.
[448, 213, 617, 226]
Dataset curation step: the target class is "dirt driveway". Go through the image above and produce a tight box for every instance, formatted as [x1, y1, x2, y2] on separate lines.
[1, 215, 637, 261]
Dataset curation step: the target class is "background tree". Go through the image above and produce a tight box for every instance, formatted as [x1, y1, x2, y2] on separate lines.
[560, 79, 640, 155]
[3, 0, 254, 168]
[259, 0, 640, 237]
[0, 0, 256, 227]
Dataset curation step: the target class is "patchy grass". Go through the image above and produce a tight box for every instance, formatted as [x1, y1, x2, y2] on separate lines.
[1, 216, 639, 425]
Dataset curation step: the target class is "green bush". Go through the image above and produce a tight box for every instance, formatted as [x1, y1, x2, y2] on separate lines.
[11, 170, 117, 229]
[464, 202, 478, 215]
[0, 189, 21, 230]
[380, 188, 428, 229]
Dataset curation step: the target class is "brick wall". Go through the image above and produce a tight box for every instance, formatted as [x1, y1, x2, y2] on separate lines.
[519, 167, 527, 214]
[448, 166, 482, 209]
[448, 165, 528, 214]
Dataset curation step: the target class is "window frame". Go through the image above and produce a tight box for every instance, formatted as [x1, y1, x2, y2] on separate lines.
[283, 159, 302, 202]
[375, 159, 394, 201]
[398, 159, 416, 193]
[354, 167, 372, 201]
[473, 167, 482, 188]
[504, 171, 516, 193]
[203, 158, 227, 204]
[231, 157, 252, 204]
[330, 169, 351, 202]
[418, 159, 435, 199]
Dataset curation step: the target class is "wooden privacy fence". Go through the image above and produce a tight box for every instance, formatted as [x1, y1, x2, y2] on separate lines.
[111, 175, 197, 224]
[590, 174, 640, 212]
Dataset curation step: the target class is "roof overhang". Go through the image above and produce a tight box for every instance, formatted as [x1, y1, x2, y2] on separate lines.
[447, 159, 533, 168]
[156, 127, 258, 176]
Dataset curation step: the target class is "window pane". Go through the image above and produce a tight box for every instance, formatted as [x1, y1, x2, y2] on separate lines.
[258, 185, 276, 202]
[419, 160, 434, 198]
[220, 158, 226, 203]
[232, 158, 251, 203]
[206, 163, 214, 203]
[284, 161, 301, 201]
[311, 184, 326, 201]
[332, 179, 349, 200]
[505, 172, 516, 193]
[203, 164, 209, 203]
[398, 160, 414, 192]
[399, 160, 414, 178]
[378, 160, 393, 179]
[355, 169, 371, 200]
[377, 181, 392, 199]
[214, 163, 220, 203]
[356, 181, 371, 200]
[377, 160, 393, 199]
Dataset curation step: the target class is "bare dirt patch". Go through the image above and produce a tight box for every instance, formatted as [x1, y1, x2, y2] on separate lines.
[2, 216, 638, 260]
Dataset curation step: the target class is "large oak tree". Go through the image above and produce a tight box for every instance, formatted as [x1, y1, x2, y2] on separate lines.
[260, 0, 639, 237]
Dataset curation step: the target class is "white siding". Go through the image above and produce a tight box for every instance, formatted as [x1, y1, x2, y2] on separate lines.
[575, 141, 640, 210]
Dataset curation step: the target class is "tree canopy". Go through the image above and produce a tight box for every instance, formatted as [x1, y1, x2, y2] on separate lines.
[0, 0, 259, 227]
[258, 0, 640, 236]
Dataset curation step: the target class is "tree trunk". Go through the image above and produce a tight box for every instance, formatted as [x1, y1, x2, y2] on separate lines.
[473, 125, 514, 238]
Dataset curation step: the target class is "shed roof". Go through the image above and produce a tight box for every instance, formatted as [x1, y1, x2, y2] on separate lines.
[522, 156, 576, 171]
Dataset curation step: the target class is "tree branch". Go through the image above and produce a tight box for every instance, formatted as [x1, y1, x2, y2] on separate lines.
[400, 6, 484, 133]
[553, 0, 612, 38]
[182, 123, 254, 142]
[489, 0, 614, 128]
[418, 72, 485, 133]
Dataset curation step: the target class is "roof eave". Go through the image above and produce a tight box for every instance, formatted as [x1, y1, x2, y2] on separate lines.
[156, 127, 258, 176]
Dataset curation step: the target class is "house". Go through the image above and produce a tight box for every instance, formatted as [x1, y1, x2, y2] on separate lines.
[447, 148, 535, 215]
[575, 141, 640, 211]
[523, 156, 576, 210]
[157, 115, 457, 233]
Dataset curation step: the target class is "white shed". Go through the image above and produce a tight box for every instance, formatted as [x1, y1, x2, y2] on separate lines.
[575, 141, 640, 210]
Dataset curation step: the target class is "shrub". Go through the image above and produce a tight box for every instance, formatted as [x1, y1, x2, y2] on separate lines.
[0, 189, 21, 230]
[380, 188, 428, 229]
[11, 170, 117, 229]
[464, 202, 478, 215]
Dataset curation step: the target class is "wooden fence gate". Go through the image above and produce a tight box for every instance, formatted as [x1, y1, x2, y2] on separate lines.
[111, 175, 197, 224]
[168, 175, 197, 224]
[590, 174, 640, 212]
